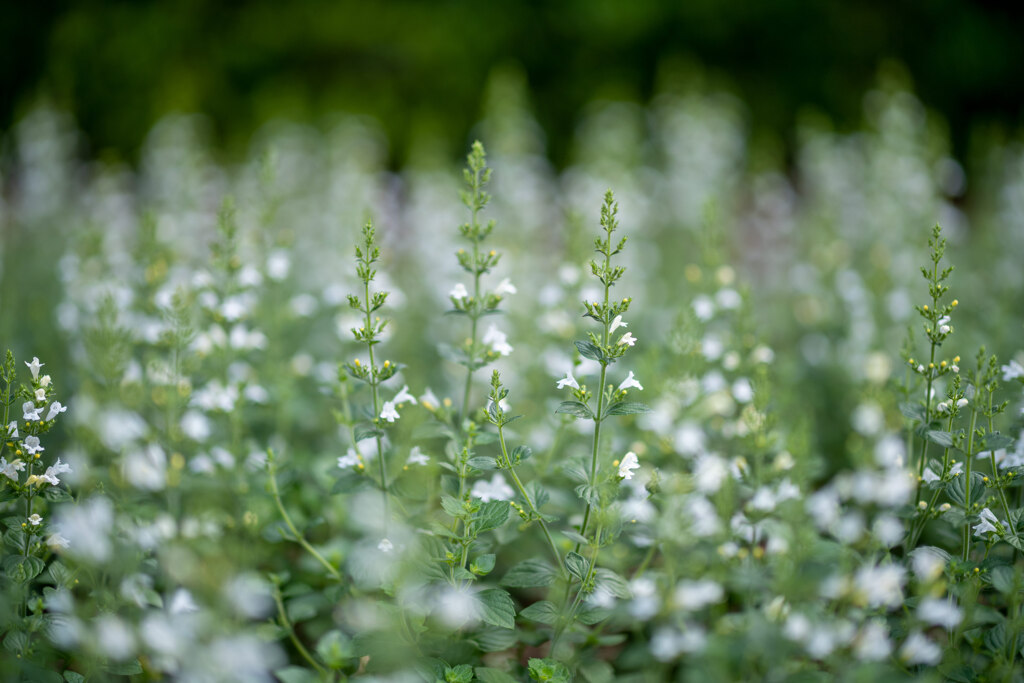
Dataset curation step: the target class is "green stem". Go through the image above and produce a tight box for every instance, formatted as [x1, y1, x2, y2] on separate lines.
[552, 523, 604, 652]
[460, 163, 484, 423]
[268, 457, 343, 582]
[963, 407, 978, 561]
[273, 582, 329, 678]
[363, 279, 388, 533]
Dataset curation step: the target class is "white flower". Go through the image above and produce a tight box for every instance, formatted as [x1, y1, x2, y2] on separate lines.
[609, 315, 628, 333]
[380, 401, 400, 423]
[854, 621, 892, 661]
[973, 507, 999, 537]
[921, 467, 940, 483]
[618, 451, 640, 480]
[34, 388, 46, 402]
[6, 421, 18, 438]
[470, 474, 514, 502]
[393, 385, 416, 405]
[556, 372, 579, 390]
[23, 401, 43, 421]
[450, 283, 469, 301]
[46, 533, 70, 550]
[494, 278, 517, 296]
[25, 357, 44, 380]
[917, 598, 962, 630]
[935, 401, 950, 414]
[618, 371, 643, 392]
[1002, 360, 1024, 381]
[618, 332, 637, 347]
[692, 296, 714, 321]
[900, 631, 941, 666]
[39, 458, 72, 486]
[24, 436, 44, 455]
[956, 397, 969, 409]
[483, 325, 513, 356]
[420, 388, 441, 409]
[0, 457, 25, 481]
[407, 446, 430, 466]
[45, 402, 67, 421]
[337, 448, 361, 469]
[28, 513, 42, 526]
[378, 538, 394, 553]
[674, 579, 724, 611]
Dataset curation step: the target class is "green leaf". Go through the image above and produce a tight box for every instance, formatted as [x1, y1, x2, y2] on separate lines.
[947, 472, 987, 507]
[520, 600, 559, 625]
[574, 340, 604, 363]
[63, 673, 85, 683]
[605, 401, 651, 416]
[315, 630, 353, 668]
[502, 559, 558, 588]
[576, 607, 610, 625]
[332, 469, 366, 494]
[475, 501, 511, 533]
[987, 566, 1017, 595]
[475, 667, 519, 683]
[441, 495, 467, 518]
[275, 667, 322, 683]
[594, 568, 631, 599]
[926, 430, 955, 448]
[984, 432, 1015, 451]
[472, 554, 497, 576]
[561, 530, 590, 546]
[354, 423, 383, 441]
[3, 555, 45, 583]
[574, 484, 599, 506]
[528, 658, 571, 683]
[899, 401, 927, 423]
[467, 456, 498, 470]
[445, 664, 475, 683]
[579, 660, 614, 683]
[472, 628, 519, 653]
[104, 660, 143, 676]
[43, 485, 72, 502]
[512, 445, 533, 464]
[48, 561, 73, 588]
[555, 401, 593, 419]
[476, 588, 516, 629]
[565, 552, 589, 580]
[983, 622, 1007, 653]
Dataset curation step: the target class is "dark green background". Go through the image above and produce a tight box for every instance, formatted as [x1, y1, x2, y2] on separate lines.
[4, 0, 1024, 165]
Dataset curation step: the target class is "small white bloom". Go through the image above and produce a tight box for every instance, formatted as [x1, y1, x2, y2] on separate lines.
[609, 315, 628, 333]
[692, 296, 714, 322]
[46, 533, 70, 550]
[618, 451, 640, 480]
[378, 538, 394, 553]
[39, 458, 72, 486]
[34, 388, 46, 402]
[470, 473, 514, 502]
[420, 388, 441, 409]
[935, 401, 950, 415]
[23, 401, 43, 421]
[494, 278, 517, 296]
[393, 385, 416, 405]
[482, 325, 513, 356]
[337, 448, 361, 469]
[0, 457, 25, 481]
[900, 631, 941, 666]
[973, 507, 999, 537]
[917, 598, 962, 630]
[618, 332, 637, 347]
[380, 401, 400, 423]
[450, 283, 469, 301]
[6, 421, 18, 438]
[956, 397, 969, 409]
[618, 371, 643, 392]
[40, 375, 51, 387]
[921, 467, 940, 483]
[407, 446, 430, 466]
[45, 402, 67, 421]
[28, 513, 42, 526]
[1002, 360, 1024, 381]
[674, 579, 724, 611]
[556, 372, 579, 390]
[24, 435, 44, 455]
[25, 357, 44, 380]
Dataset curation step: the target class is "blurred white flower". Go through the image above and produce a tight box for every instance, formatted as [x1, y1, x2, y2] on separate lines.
[420, 388, 441, 409]
[0, 457, 25, 481]
[618, 371, 643, 392]
[483, 324, 513, 356]
[377, 538, 394, 553]
[380, 401, 400, 422]
[609, 315, 628, 333]
[918, 597, 962, 630]
[338, 448, 361, 469]
[900, 632, 941, 665]
[494, 278, 517, 295]
[692, 295, 714, 321]
[973, 507, 999, 537]
[674, 580, 724, 611]
[556, 372, 579, 390]
[618, 332, 637, 346]
[407, 446, 429, 466]
[393, 385, 416, 405]
[450, 283, 468, 300]
[1002, 360, 1024, 381]
[470, 474, 514, 502]
[853, 621, 892, 661]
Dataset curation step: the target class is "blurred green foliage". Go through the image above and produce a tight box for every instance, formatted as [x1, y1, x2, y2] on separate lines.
[4, 0, 1024, 165]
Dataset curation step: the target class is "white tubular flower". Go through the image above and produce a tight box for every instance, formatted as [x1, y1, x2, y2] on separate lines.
[39, 458, 71, 486]
[618, 332, 637, 347]
[483, 324, 513, 356]
[39, 375, 51, 387]
[955, 398, 968, 409]
[25, 357, 44, 380]
[0, 457, 25, 481]
[973, 508, 999, 537]
[34, 388, 46, 402]
[556, 372, 579, 390]
[28, 514, 42, 526]
[380, 401, 400, 423]
[337, 448, 361, 469]
[618, 451, 640, 480]
[407, 446, 430, 466]
[45, 402, 68, 421]
[420, 388, 440, 410]
[24, 436, 44, 456]
[618, 371, 644, 392]
[609, 315, 628, 333]
[935, 401, 950, 415]
[6, 421, 17, 438]
[393, 385, 416, 405]
[450, 283, 469, 301]
[470, 474, 514, 502]
[23, 402, 43, 421]
[494, 278, 517, 296]
[377, 538, 394, 553]
[46, 533, 70, 550]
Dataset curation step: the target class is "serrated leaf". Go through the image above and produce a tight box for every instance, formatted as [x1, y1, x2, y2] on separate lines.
[441, 495, 467, 518]
[899, 401, 927, 423]
[594, 568, 631, 599]
[475, 667, 519, 683]
[575, 484, 600, 506]
[577, 606, 610, 625]
[472, 627, 519, 653]
[947, 472, 987, 507]
[984, 432, 1015, 451]
[926, 430, 955, 448]
[512, 445, 533, 464]
[502, 559, 557, 588]
[475, 500, 511, 533]
[468, 456, 498, 470]
[3, 555, 45, 583]
[472, 554, 496, 575]
[63, 672, 85, 683]
[579, 660, 614, 683]
[520, 600, 559, 625]
[476, 588, 516, 629]
[565, 552, 589, 580]
[556, 401, 593, 419]
[575, 340, 604, 362]
[605, 401, 651, 416]
[987, 566, 1016, 595]
[104, 660, 143, 675]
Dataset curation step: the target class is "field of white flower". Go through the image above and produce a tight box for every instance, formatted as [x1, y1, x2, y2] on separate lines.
[2, 72, 1024, 682]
